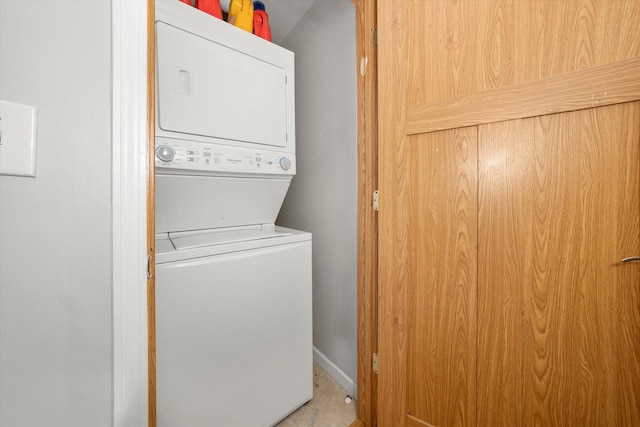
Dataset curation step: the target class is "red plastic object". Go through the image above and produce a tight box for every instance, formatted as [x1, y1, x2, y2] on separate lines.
[253, 10, 272, 41]
[196, 0, 223, 19]
[179, 0, 191, 5]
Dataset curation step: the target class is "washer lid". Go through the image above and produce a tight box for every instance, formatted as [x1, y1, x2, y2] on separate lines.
[155, 225, 311, 265]
[170, 226, 293, 250]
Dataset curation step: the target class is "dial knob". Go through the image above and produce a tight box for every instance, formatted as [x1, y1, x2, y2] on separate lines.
[156, 145, 176, 162]
[279, 157, 292, 170]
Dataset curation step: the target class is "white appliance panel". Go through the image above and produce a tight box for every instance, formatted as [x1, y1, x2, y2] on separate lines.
[155, 174, 290, 233]
[154, 139, 296, 176]
[155, 237, 313, 427]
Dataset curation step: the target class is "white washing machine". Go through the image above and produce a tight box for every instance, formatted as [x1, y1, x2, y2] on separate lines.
[154, 150, 314, 426]
[154, 161, 313, 426]
[155, 225, 312, 427]
[154, 2, 311, 425]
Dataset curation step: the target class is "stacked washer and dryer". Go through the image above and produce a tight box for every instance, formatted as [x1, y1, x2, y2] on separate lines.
[153, 1, 312, 425]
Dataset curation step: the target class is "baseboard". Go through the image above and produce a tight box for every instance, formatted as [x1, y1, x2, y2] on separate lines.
[313, 346, 357, 397]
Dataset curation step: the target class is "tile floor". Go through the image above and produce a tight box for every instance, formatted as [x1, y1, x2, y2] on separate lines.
[275, 362, 357, 427]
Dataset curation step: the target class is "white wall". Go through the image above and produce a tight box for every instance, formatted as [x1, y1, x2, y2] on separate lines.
[0, 1, 113, 426]
[278, 0, 358, 392]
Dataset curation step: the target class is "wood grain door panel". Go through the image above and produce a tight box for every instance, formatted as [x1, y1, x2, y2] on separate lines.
[477, 102, 640, 426]
[407, 128, 478, 426]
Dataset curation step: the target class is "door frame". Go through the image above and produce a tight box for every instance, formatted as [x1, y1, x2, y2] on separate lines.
[354, 0, 378, 426]
[133, 1, 380, 426]
[111, 0, 150, 426]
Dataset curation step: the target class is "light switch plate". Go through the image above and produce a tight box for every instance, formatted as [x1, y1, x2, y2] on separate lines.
[0, 100, 38, 177]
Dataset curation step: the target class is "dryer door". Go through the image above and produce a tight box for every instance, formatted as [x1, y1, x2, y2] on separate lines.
[156, 20, 292, 149]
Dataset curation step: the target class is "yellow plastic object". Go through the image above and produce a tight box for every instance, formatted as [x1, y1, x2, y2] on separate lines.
[227, 0, 254, 33]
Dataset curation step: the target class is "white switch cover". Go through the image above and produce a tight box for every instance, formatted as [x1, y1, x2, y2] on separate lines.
[0, 100, 38, 177]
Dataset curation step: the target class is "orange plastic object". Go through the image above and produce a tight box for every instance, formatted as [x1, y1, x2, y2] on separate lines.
[196, 0, 222, 19]
[227, 0, 253, 33]
[253, 10, 271, 41]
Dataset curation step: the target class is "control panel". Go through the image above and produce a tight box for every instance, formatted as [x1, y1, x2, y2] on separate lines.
[155, 138, 295, 176]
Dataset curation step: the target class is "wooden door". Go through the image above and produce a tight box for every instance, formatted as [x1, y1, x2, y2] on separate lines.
[376, 1, 640, 426]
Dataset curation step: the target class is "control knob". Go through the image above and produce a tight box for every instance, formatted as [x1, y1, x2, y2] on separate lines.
[279, 157, 292, 171]
[156, 145, 176, 162]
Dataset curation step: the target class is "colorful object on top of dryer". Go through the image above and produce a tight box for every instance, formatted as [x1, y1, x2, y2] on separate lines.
[252, 1, 272, 41]
[196, 0, 222, 19]
[227, 0, 254, 33]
